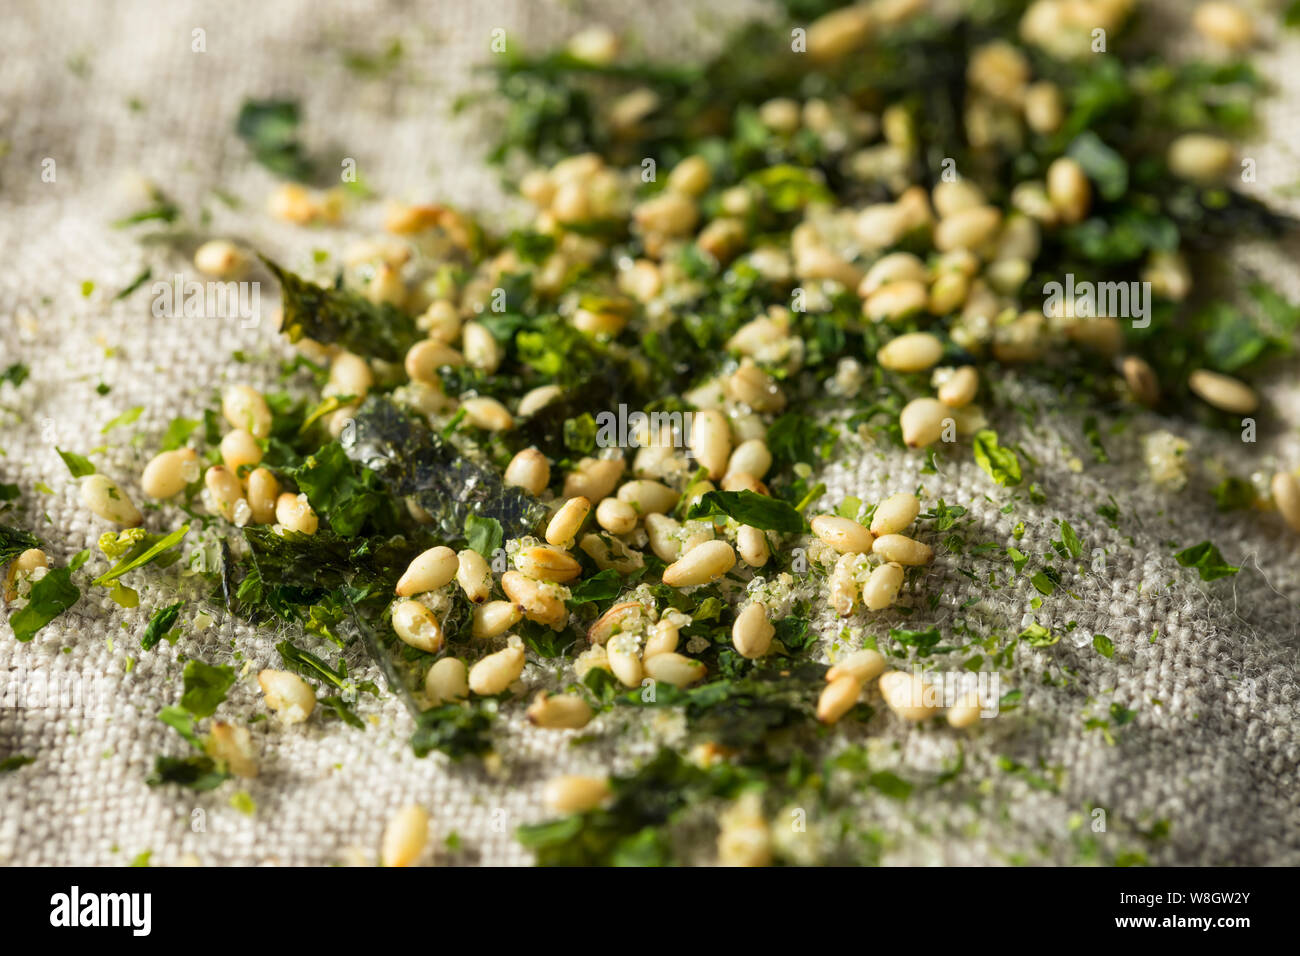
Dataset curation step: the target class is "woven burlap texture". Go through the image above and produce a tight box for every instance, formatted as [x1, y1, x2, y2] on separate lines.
[1, 0, 1297, 866]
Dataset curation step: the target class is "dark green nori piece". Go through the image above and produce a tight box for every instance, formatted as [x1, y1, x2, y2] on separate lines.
[343, 396, 548, 542]
[261, 256, 421, 364]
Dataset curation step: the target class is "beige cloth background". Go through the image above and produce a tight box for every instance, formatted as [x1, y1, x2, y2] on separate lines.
[0, 0, 1298, 866]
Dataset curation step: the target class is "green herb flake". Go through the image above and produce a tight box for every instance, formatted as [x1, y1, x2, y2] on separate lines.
[1030, 570, 1056, 596]
[411, 702, 495, 761]
[178, 660, 236, 718]
[686, 489, 804, 533]
[973, 430, 1023, 487]
[229, 790, 257, 815]
[1209, 476, 1255, 512]
[236, 99, 315, 181]
[159, 417, 200, 451]
[147, 755, 229, 791]
[1174, 541, 1240, 581]
[56, 448, 96, 478]
[1096, 498, 1120, 526]
[113, 268, 153, 301]
[1067, 131, 1129, 201]
[1082, 416, 1109, 463]
[101, 406, 144, 434]
[568, 568, 625, 605]
[142, 601, 185, 650]
[1, 363, 29, 388]
[1018, 622, 1060, 647]
[1058, 520, 1084, 559]
[888, 625, 943, 655]
[868, 770, 913, 801]
[288, 442, 384, 538]
[465, 514, 505, 560]
[1109, 703, 1137, 725]
[9, 566, 81, 642]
